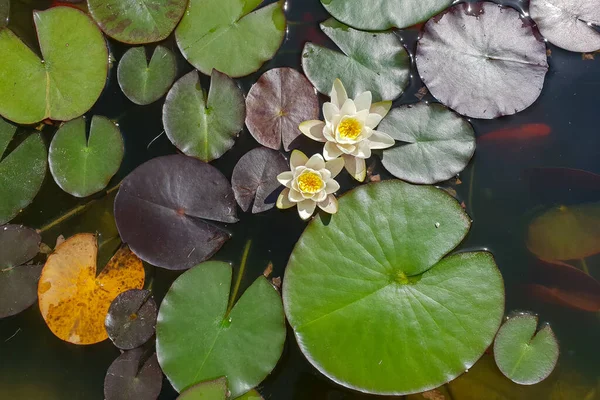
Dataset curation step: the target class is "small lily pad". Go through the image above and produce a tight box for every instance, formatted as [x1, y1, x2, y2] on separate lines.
[494, 314, 559, 385]
[49, 116, 124, 198]
[0, 224, 42, 318]
[177, 377, 227, 399]
[380, 102, 475, 184]
[157, 262, 286, 398]
[231, 147, 288, 214]
[104, 349, 163, 400]
[163, 70, 245, 162]
[114, 155, 238, 270]
[416, 3, 548, 119]
[246, 68, 319, 151]
[175, 0, 286, 78]
[105, 289, 158, 350]
[117, 46, 178, 105]
[302, 19, 410, 102]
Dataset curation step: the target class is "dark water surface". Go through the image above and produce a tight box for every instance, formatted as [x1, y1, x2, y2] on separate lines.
[1, 0, 599, 398]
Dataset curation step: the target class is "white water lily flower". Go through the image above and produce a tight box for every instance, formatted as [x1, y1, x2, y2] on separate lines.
[276, 150, 344, 220]
[299, 79, 395, 182]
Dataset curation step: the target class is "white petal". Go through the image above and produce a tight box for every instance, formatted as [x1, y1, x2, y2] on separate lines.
[337, 143, 356, 155]
[305, 153, 326, 170]
[320, 168, 331, 181]
[323, 142, 343, 160]
[289, 188, 304, 203]
[290, 150, 308, 169]
[343, 154, 366, 182]
[325, 179, 340, 194]
[277, 171, 294, 187]
[323, 125, 335, 141]
[370, 101, 392, 119]
[314, 189, 327, 202]
[366, 113, 383, 129]
[340, 98, 356, 116]
[276, 189, 295, 209]
[318, 194, 339, 214]
[299, 120, 326, 142]
[354, 91, 372, 112]
[330, 79, 347, 108]
[355, 142, 372, 158]
[355, 109, 370, 123]
[297, 199, 317, 220]
[323, 102, 338, 122]
[367, 130, 396, 150]
[325, 157, 344, 178]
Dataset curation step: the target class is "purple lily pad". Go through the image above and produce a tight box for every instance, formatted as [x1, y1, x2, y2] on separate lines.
[105, 289, 158, 350]
[104, 349, 163, 400]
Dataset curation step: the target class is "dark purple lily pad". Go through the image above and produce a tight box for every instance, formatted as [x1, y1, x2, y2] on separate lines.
[105, 289, 158, 350]
[245, 68, 319, 151]
[0, 224, 42, 318]
[104, 349, 163, 400]
[114, 155, 238, 270]
[232, 148, 288, 214]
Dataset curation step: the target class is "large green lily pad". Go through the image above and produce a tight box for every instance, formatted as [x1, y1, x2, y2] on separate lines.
[177, 377, 263, 399]
[49, 116, 124, 198]
[302, 19, 410, 102]
[283, 181, 505, 395]
[175, 0, 286, 78]
[157, 262, 286, 398]
[0, 6, 108, 124]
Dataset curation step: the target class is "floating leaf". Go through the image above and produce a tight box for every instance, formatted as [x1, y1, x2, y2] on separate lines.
[163, 70, 245, 162]
[302, 18, 410, 102]
[416, 3, 548, 119]
[48, 116, 124, 198]
[114, 155, 238, 270]
[157, 262, 286, 397]
[104, 349, 163, 400]
[283, 181, 505, 395]
[0, 224, 42, 318]
[38, 234, 145, 344]
[380, 102, 475, 184]
[117, 46, 178, 105]
[527, 203, 600, 261]
[494, 314, 559, 385]
[0, 119, 47, 224]
[321, 0, 453, 30]
[0, 6, 107, 124]
[246, 68, 319, 151]
[105, 289, 158, 350]
[530, 0, 600, 52]
[231, 148, 288, 214]
[236, 390, 262, 400]
[177, 377, 227, 400]
[175, 0, 286, 78]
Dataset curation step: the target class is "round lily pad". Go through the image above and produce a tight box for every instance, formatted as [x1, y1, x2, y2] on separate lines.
[105, 289, 158, 350]
[302, 19, 410, 102]
[175, 0, 286, 78]
[246, 68, 319, 151]
[157, 262, 286, 398]
[321, 0, 454, 30]
[163, 70, 245, 162]
[416, 3, 548, 119]
[0, 224, 42, 318]
[87, 0, 187, 44]
[283, 181, 505, 395]
[231, 147, 288, 214]
[494, 314, 559, 385]
[177, 377, 227, 400]
[0, 119, 47, 225]
[49, 116, 124, 198]
[530, 0, 600, 52]
[117, 46, 177, 105]
[380, 103, 475, 184]
[114, 155, 238, 270]
[0, 6, 107, 124]
[104, 349, 163, 400]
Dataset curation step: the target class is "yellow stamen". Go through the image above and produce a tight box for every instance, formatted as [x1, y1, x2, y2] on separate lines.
[338, 117, 362, 140]
[297, 171, 324, 193]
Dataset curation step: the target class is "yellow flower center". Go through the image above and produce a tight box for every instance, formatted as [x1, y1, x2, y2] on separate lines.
[297, 171, 324, 194]
[338, 117, 363, 140]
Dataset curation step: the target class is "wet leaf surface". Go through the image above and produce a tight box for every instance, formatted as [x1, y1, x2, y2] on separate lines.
[104, 349, 163, 400]
[163, 70, 245, 162]
[302, 18, 410, 102]
[416, 3, 548, 119]
[231, 147, 288, 214]
[114, 155, 238, 270]
[0, 6, 107, 124]
[48, 116, 124, 198]
[105, 289, 157, 350]
[38, 234, 145, 344]
[380, 102, 475, 184]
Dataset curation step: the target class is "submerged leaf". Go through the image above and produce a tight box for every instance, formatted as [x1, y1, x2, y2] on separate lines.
[525, 167, 600, 205]
[105, 289, 157, 350]
[0, 0, 8, 28]
[104, 349, 163, 400]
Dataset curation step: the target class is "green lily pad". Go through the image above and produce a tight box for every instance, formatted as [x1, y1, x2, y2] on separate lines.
[494, 314, 559, 385]
[157, 262, 286, 398]
[177, 377, 228, 399]
[163, 70, 245, 162]
[321, 0, 453, 30]
[527, 203, 600, 261]
[0, 119, 47, 224]
[117, 46, 177, 105]
[380, 103, 475, 184]
[302, 19, 410, 102]
[0, 6, 108, 124]
[283, 181, 505, 395]
[48, 116, 124, 198]
[88, 0, 187, 44]
[175, 0, 286, 78]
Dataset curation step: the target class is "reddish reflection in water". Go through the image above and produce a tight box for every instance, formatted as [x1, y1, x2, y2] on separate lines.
[478, 123, 551, 142]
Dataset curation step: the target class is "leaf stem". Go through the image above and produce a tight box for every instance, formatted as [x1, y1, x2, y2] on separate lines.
[580, 258, 590, 275]
[226, 239, 252, 316]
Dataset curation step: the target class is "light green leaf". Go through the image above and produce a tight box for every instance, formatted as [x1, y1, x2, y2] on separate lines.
[177, 377, 228, 399]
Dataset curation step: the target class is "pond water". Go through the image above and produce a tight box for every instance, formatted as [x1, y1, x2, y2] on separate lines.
[1, 0, 599, 398]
